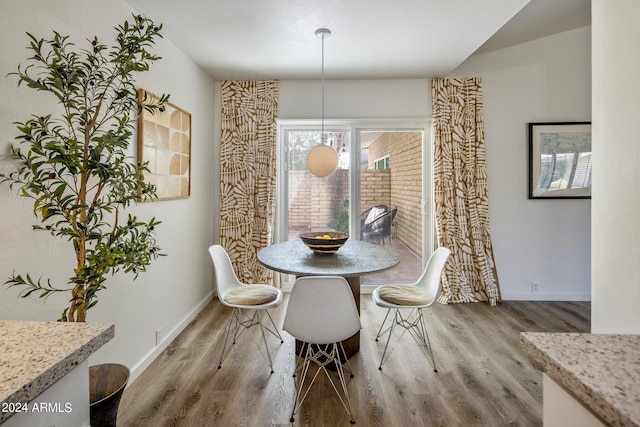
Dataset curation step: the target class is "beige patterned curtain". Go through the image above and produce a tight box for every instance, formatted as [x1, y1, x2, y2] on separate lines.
[220, 80, 278, 285]
[432, 77, 501, 305]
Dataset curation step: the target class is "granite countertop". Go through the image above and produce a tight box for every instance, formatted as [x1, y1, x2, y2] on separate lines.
[521, 332, 640, 427]
[0, 320, 114, 424]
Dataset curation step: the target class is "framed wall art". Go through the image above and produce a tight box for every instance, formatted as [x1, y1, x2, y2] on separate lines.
[528, 122, 592, 199]
[137, 89, 191, 200]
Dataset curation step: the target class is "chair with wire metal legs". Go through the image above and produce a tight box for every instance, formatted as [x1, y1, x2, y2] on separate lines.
[374, 306, 439, 371]
[372, 247, 451, 371]
[217, 306, 283, 372]
[284, 276, 361, 424]
[208, 245, 284, 374]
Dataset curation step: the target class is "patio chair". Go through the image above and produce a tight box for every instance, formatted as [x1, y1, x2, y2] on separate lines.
[360, 204, 388, 241]
[362, 208, 396, 245]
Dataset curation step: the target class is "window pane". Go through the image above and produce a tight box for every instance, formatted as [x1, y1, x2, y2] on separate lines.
[359, 130, 423, 286]
[285, 129, 350, 283]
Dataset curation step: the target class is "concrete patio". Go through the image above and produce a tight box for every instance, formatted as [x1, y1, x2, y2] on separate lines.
[360, 237, 423, 288]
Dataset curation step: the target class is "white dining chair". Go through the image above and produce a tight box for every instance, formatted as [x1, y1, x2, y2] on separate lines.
[283, 276, 361, 424]
[372, 246, 451, 372]
[208, 245, 283, 373]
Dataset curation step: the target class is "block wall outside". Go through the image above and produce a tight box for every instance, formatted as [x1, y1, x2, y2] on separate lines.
[391, 132, 423, 258]
[366, 132, 423, 257]
[288, 170, 349, 231]
[360, 169, 391, 212]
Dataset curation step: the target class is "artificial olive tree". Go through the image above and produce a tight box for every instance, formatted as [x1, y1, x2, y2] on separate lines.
[1, 15, 168, 321]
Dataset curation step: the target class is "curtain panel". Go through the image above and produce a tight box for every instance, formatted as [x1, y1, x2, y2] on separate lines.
[220, 80, 278, 285]
[432, 77, 501, 305]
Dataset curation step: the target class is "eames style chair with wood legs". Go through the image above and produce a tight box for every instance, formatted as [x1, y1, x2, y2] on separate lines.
[283, 276, 361, 424]
[208, 245, 283, 374]
[372, 246, 451, 372]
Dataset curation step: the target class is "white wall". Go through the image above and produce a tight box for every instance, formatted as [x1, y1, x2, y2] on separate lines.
[0, 0, 218, 381]
[450, 27, 592, 301]
[279, 79, 430, 120]
[591, 0, 640, 333]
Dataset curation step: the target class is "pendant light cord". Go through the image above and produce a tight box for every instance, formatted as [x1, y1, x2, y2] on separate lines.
[307, 28, 337, 177]
[315, 28, 330, 144]
[321, 31, 326, 143]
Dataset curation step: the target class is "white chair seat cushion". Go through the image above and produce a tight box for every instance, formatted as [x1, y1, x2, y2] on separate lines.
[223, 284, 280, 305]
[377, 284, 433, 306]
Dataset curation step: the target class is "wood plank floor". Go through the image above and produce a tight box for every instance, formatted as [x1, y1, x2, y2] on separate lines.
[118, 297, 590, 427]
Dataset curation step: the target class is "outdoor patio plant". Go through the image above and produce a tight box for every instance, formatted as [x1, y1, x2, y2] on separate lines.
[0, 15, 168, 321]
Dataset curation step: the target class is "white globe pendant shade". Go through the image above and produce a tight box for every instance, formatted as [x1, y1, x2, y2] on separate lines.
[306, 144, 339, 177]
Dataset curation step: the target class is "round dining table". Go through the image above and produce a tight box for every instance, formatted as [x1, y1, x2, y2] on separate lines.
[257, 239, 400, 358]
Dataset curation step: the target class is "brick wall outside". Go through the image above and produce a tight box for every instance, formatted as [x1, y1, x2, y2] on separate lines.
[390, 132, 422, 257]
[360, 169, 391, 211]
[365, 132, 423, 257]
[289, 170, 349, 231]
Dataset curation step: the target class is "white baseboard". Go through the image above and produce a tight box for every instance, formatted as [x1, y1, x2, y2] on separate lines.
[500, 292, 591, 301]
[128, 290, 215, 384]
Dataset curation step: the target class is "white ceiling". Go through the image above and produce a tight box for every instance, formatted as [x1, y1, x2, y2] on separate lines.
[474, 0, 591, 55]
[124, 0, 591, 81]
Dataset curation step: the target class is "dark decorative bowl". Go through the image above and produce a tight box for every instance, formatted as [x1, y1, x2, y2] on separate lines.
[299, 231, 349, 254]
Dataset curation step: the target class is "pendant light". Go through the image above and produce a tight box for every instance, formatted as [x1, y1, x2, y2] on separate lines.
[306, 28, 339, 177]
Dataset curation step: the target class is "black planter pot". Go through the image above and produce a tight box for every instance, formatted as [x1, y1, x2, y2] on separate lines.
[89, 363, 130, 427]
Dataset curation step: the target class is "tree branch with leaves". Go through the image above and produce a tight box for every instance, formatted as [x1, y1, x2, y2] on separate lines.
[1, 15, 168, 321]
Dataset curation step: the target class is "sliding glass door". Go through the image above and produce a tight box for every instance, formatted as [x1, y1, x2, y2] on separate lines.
[278, 120, 431, 288]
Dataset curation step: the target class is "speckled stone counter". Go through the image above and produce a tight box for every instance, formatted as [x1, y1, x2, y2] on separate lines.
[0, 320, 114, 424]
[521, 332, 640, 427]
